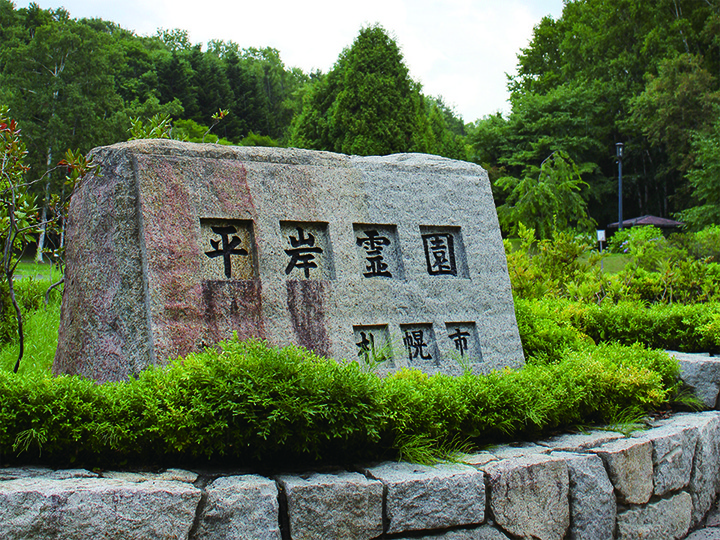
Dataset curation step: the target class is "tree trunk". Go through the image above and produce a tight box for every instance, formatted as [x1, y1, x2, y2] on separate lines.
[35, 146, 52, 263]
[35, 206, 47, 263]
[10, 271, 24, 374]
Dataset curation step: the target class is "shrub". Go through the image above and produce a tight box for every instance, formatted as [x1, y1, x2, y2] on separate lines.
[0, 337, 679, 469]
[507, 225, 720, 304]
[515, 297, 720, 357]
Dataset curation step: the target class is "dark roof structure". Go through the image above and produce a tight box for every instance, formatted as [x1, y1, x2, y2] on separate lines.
[607, 215, 684, 229]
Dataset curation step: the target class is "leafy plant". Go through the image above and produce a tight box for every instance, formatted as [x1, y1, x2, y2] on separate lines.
[128, 113, 174, 140]
[0, 107, 40, 373]
[0, 337, 680, 469]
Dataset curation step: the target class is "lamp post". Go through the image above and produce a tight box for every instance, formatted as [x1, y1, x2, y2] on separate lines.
[616, 142, 624, 230]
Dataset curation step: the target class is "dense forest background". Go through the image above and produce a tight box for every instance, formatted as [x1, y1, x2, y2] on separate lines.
[1, 0, 719, 235]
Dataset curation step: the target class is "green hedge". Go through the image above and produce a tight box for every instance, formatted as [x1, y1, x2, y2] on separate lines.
[516, 298, 720, 360]
[0, 338, 679, 469]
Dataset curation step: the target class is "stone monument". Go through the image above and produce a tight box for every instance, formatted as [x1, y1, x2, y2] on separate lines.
[53, 140, 524, 382]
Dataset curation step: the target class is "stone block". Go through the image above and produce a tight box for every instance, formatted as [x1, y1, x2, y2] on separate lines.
[707, 498, 720, 526]
[101, 468, 198, 484]
[460, 451, 498, 467]
[396, 525, 511, 539]
[685, 529, 720, 540]
[634, 422, 698, 496]
[553, 452, 615, 540]
[483, 454, 569, 540]
[277, 471, 383, 540]
[669, 351, 720, 409]
[485, 442, 550, 459]
[591, 438, 653, 505]
[616, 491, 692, 540]
[194, 475, 281, 540]
[538, 429, 625, 452]
[45, 469, 99, 480]
[0, 477, 201, 539]
[54, 141, 524, 382]
[0, 467, 52, 481]
[666, 412, 720, 525]
[363, 461, 485, 533]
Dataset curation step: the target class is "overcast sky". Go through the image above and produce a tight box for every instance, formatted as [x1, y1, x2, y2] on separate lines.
[14, 0, 565, 123]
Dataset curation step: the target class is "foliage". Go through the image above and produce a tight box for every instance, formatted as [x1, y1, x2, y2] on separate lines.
[0, 106, 38, 372]
[290, 25, 418, 156]
[289, 25, 465, 158]
[506, 224, 720, 305]
[679, 109, 720, 229]
[472, 0, 720, 230]
[0, 289, 59, 375]
[0, 2, 311, 197]
[496, 150, 596, 238]
[631, 54, 720, 177]
[128, 113, 174, 140]
[0, 276, 59, 346]
[515, 297, 720, 359]
[0, 336, 678, 468]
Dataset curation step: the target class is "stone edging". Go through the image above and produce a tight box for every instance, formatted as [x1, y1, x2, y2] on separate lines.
[2, 411, 720, 539]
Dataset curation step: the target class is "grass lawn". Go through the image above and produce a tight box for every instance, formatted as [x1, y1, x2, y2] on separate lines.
[14, 260, 63, 282]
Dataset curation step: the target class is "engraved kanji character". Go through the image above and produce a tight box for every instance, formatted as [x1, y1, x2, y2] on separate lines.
[422, 233, 457, 276]
[403, 329, 432, 362]
[284, 226, 323, 278]
[205, 225, 248, 278]
[357, 230, 392, 278]
[448, 327, 471, 356]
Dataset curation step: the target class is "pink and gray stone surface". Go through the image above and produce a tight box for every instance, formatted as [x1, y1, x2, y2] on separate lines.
[54, 140, 524, 382]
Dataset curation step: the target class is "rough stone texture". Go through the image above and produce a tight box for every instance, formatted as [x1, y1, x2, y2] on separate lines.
[0, 477, 201, 539]
[485, 442, 550, 459]
[685, 529, 720, 540]
[54, 140, 524, 382]
[194, 475, 281, 540]
[669, 351, 720, 409]
[277, 470, 383, 540]
[363, 461, 485, 533]
[666, 412, 720, 526]
[616, 491, 692, 540]
[460, 452, 498, 467]
[538, 429, 625, 452]
[483, 454, 569, 540]
[45, 469, 99, 480]
[553, 452, 616, 540]
[0, 467, 53, 481]
[591, 438, 654, 505]
[707, 498, 720, 526]
[396, 526, 511, 539]
[101, 468, 198, 484]
[635, 422, 698, 496]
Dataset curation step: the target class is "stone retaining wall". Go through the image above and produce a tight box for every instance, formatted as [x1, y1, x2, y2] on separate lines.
[2, 411, 719, 540]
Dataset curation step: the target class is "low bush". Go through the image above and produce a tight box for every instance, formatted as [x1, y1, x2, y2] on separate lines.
[507, 225, 720, 305]
[515, 297, 720, 358]
[0, 337, 680, 469]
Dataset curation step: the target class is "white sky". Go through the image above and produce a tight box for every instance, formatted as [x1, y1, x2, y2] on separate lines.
[13, 0, 565, 123]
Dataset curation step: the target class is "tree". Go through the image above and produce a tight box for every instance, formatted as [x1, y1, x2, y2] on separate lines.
[0, 106, 37, 373]
[2, 10, 124, 260]
[291, 25, 421, 156]
[679, 110, 720, 228]
[630, 53, 720, 211]
[483, 0, 720, 228]
[496, 150, 595, 239]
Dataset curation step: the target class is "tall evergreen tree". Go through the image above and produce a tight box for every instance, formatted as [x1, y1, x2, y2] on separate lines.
[291, 25, 421, 156]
